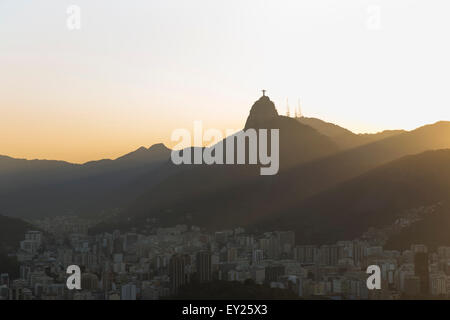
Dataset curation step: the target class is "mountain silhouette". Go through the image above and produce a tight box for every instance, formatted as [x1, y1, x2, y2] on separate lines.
[244, 95, 279, 130]
[94, 95, 339, 228]
[241, 95, 339, 168]
[266, 120, 450, 211]
[0, 144, 172, 217]
[268, 149, 450, 245]
[112, 120, 450, 233]
[3, 95, 450, 246]
[297, 116, 405, 150]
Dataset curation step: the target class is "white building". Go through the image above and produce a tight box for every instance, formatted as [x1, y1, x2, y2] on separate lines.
[121, 283, 137, 300]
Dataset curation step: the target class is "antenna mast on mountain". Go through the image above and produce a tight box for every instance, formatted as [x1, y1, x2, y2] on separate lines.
[297, 99, 303, 118]
[286, 98, 290, 117]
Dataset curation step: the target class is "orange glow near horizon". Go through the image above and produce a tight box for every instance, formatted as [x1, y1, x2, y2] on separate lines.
[2, 1, 450, 163]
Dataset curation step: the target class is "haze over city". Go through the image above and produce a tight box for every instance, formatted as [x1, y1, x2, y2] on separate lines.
[4, 1, 450, 307]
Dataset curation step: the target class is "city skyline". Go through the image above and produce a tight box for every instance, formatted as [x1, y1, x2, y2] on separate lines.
[4, 0, 450, 307]
[2, 211, 447, 300]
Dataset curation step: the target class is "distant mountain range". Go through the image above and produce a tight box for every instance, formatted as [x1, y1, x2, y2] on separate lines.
[0, 143, 172, 218]
[297, 116, 405, 149]
[2, 94, 450, 247]
[110, 120, 450, 237]
[269, 149, 450, 244]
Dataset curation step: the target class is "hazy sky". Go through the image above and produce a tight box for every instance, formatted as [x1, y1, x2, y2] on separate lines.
[1, 0, 450, 163]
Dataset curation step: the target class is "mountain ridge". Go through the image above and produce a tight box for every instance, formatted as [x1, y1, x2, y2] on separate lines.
[113, 120, 450, 233]
[0, 143, 171, 166]
[269, 148, 450, 244]
[0, 143, 173, 218]
[297, 116, 406, 150]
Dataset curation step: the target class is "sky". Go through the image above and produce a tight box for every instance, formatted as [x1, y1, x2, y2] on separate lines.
[1, 0, 450, 163]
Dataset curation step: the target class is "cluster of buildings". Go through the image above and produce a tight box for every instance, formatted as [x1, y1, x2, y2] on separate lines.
[1, 215, 450, 300]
